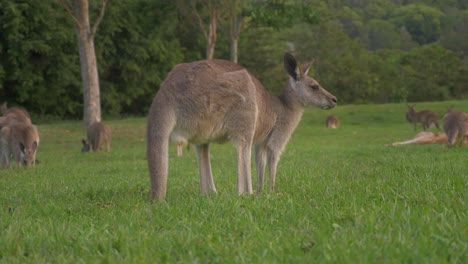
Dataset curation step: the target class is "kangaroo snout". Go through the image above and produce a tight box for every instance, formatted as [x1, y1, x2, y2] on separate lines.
[322, 95, 337, 110]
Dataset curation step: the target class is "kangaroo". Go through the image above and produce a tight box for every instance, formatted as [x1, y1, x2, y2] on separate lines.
[406, 105, 440, 131]
[387, 131, 449, 146]
[0, 123, 39, 167]
[82, 122, 111, 152]
[443, 110, 468, 146]
[325, 115, 339, 128]
[147, 53, 337, 202]
[0, 102, 31, 128]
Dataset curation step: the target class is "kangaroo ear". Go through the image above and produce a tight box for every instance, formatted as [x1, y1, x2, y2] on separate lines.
[300, 62, 313, 77]
[284, 53, 299, 81]
[32, 141, 38, 151]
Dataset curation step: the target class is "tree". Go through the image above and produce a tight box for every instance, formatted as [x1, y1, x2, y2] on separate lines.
[0, 1, 81, 117]
[177, 0, 223, 59]
[391, 4, 444, 45]
[58, 0, 108, 127]
[224, 0, 248, 63]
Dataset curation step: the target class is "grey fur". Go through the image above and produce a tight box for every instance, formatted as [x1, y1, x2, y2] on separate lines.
[147, 53, 337, 202]
[82, 122, 111, 152]
[326, 115, 339, 128]
[443, 110, 468, 146]
[406, 105, 440, 131]
[0, 123, 39, 167]
[0, 102, 32, 128]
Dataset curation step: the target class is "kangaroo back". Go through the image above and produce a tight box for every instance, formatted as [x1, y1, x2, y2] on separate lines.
[443, 111, 468, 146]
[83, 122, 111, 152]
[0, 105, 32, 128]
[325, 115, 339, 128]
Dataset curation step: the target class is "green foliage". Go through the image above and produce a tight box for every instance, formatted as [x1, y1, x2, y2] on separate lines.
[0, 0, 81, 117]
[1, 101, 467, 262]
[400, 44, 462, 101]
[95, 0, 184, 116]
[391, 4, 445, 45]
[0, 0, 467, 117]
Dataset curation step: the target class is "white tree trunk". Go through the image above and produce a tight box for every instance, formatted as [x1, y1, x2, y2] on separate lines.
[72, 0, 102, 127]
[76, 29, 101, 127]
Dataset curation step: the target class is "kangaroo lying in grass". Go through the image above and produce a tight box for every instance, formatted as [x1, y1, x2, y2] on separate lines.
[405, 104, 440, 131]
[325, 115, 339, 128]
[387, 131, 450, 146]
[443, 109, 468, 146]
[147, 53, 337, 202]
[82, 122, 111, 152]
[0, 122, 39, 167]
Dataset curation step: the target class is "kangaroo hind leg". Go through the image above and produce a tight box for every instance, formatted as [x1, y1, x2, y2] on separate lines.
[196, 144, 217, 194]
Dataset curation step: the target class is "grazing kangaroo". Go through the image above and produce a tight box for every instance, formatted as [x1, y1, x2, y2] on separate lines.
[147, 53, 337, 202]
[443, 110, 468, 146]
[0, 123, 39, 167]
[325, 115, 339, 128]
[406, 105, 440, 131]
[82, 122, 111, 152]
[0, 102, 31, 128]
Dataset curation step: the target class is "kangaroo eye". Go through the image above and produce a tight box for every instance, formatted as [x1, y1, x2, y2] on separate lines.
[310, 85, 320, 91]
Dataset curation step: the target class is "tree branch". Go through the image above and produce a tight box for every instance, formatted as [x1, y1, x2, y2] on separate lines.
[57, 0, 83, 29]
[191, 1, 209, 40]
[91, 0, 109, 37]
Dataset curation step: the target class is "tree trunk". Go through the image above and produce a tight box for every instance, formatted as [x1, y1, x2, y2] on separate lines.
[230, 37, 238, 63]
[76, 29, 101, 127]
[72, 0, 102, 127]
[206, 8, 217, 59]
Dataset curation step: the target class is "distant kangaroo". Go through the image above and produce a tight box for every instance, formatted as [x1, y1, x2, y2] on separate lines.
[82, 122, 111, 152]
[147, 53, 337, 202]
[0, 123, 39, 167]
[325, 115, 339, 128]
[443, 110, 468, 146]
[406, 105, 440, 131]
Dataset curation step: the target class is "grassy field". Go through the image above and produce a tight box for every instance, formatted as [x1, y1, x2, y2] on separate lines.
[1, 101, 467, 263]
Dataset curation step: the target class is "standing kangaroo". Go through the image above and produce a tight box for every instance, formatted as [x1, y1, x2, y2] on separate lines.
[147, 53, 337, 202]
[325, 115, 339, 128]
[0, 123, 39, 167]
[443, 110, 468, 146]
[81, 122, 111, 152]
[406, 105, 440, 131]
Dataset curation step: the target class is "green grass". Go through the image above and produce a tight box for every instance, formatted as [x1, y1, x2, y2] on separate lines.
[1, 101, 467, 263]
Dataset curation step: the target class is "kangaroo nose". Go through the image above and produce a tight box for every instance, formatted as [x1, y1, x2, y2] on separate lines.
[332, 97, 337, 104]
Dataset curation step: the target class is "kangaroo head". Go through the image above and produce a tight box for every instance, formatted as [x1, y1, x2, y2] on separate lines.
[81, 139, 91, 152]
[19, 141, 38, 167]
[406, 104, 416, 121]
[283, 53, 337, 109]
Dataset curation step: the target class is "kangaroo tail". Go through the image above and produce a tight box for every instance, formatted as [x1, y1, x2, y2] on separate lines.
[447, 129, 458, 145]
[147, 103, 174, 203]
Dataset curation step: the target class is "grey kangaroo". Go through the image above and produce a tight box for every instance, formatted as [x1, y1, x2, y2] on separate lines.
[406, 105, 440, 131]
[147, 53, 337, 202]
[325, 115, 339, 128]
[0, 122, 39, 167]
[82, 122, 111, 152]
[443, 109, 468, 146]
